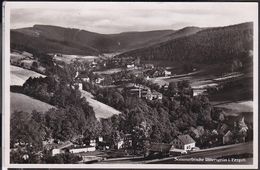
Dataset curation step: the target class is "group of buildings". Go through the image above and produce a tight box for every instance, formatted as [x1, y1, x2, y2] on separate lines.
[10, 50, 46, 73]
[44, 133, 197, 160]
[10, 51, 35, 69]
[23, 113, 249, 163]
[126, 84, 163, 101]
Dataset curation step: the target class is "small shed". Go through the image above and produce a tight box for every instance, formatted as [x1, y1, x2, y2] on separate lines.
[148, 143, 173, 156]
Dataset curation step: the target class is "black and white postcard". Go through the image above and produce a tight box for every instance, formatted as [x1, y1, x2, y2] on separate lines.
[2, 1, 259, 169]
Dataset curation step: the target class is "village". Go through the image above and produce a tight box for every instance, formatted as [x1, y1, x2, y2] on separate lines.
[10, 50, 253, 164]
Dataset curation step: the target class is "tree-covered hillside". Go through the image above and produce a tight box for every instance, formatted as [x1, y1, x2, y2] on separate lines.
[11, 25, 176, 54]
[117, 22, 253, 69]
[11, 30, 100, 55]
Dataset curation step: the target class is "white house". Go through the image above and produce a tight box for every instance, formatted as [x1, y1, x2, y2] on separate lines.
[117, 140, 124, 149]
[145, 91, 163, 100]
[52, 148, 64, 156]
[69, 146, 96, 154]
[164, 70, 171, 77]
[90, 139, 97, 147]
[193, 89, 207, 96]
[82, 77, 90, 82]
[72, 82, 83, 90]
[172, 134, 196, 151]
[95, 77, 105, 84]
[126, 64, 135, 68]
[51, 141, 73, 156]
[238, 117, 248, 134]
[77, 83, 83, 90]
[98, 137, 103, 142]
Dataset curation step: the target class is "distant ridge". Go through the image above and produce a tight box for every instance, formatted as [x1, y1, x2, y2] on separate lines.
[11, 22, 253, 70]
[11, 24, 176, 54]
[116, 22, 253, 70]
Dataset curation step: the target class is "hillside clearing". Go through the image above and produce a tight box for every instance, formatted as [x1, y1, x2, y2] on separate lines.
[214, 100, 253, 116]
[11, 65, 46, 86]
[94, 68, 123, 75]
[80, 90, 121, 120]
[54, 54, 98, 64]
[11, 92, 55, 114]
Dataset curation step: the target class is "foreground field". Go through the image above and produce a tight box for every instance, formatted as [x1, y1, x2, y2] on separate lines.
[11, 65, 46, 86]
[11, 92, 55, 114]
[80, 90, 121, 120]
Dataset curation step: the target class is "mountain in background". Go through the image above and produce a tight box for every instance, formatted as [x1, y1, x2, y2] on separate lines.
[11, 22, 253, 73]
[11, 25, 177, 54]
[11, 29, 100, 55]
[117, 22, 253, 70]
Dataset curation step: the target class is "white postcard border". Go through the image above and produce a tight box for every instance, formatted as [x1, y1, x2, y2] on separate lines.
[2, 2, 259, 170]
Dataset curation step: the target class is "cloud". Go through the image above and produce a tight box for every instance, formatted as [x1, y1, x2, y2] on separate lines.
[9, 2, 258, 34]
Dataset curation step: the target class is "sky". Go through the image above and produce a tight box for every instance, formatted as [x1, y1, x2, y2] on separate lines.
[9, 2, 258, 34]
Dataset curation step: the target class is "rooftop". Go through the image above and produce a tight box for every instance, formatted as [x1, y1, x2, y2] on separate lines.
[55, 141, 73, 149]
[177, 135, 195, 144]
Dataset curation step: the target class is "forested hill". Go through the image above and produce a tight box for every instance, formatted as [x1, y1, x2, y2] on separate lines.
[11, 22, 253, 62]
[11, 25, 176, 54]
[11, 30, 100, 55]
[117, 22, 253, 66]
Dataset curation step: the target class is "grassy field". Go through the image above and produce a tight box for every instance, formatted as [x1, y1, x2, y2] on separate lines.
[80, 90, 121, 120]
[214, 100, 253, 116]
[11, 92, 55, 114]
[208, 76, 253, 102]
[141, 60, 177, 67]
[54, 54, 98, 64]
[94, 68, 124, 75]
[11, 65, 46, 86]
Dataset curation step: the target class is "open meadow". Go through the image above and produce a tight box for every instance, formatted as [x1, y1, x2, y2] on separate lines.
[11, 65, 46, 86]
[54, 54, 98, 64]
[11, 92, 55, 114]
[80, 90, 121, 120]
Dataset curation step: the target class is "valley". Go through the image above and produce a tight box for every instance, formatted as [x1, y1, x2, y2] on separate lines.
[9, 21, 254, 165]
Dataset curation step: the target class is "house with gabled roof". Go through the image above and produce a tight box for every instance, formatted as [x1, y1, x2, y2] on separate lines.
[172, 134, 196, 151]
[51, 141, 73, 156]
[223, 130, 233, 145]
[218, 123, 229, 135]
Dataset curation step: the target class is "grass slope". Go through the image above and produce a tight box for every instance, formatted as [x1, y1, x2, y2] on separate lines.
[214, 101, 253, 115]
[11, 92, 55, 114]
[80, 90, 121, 120]
[11, 65, 46, 86]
